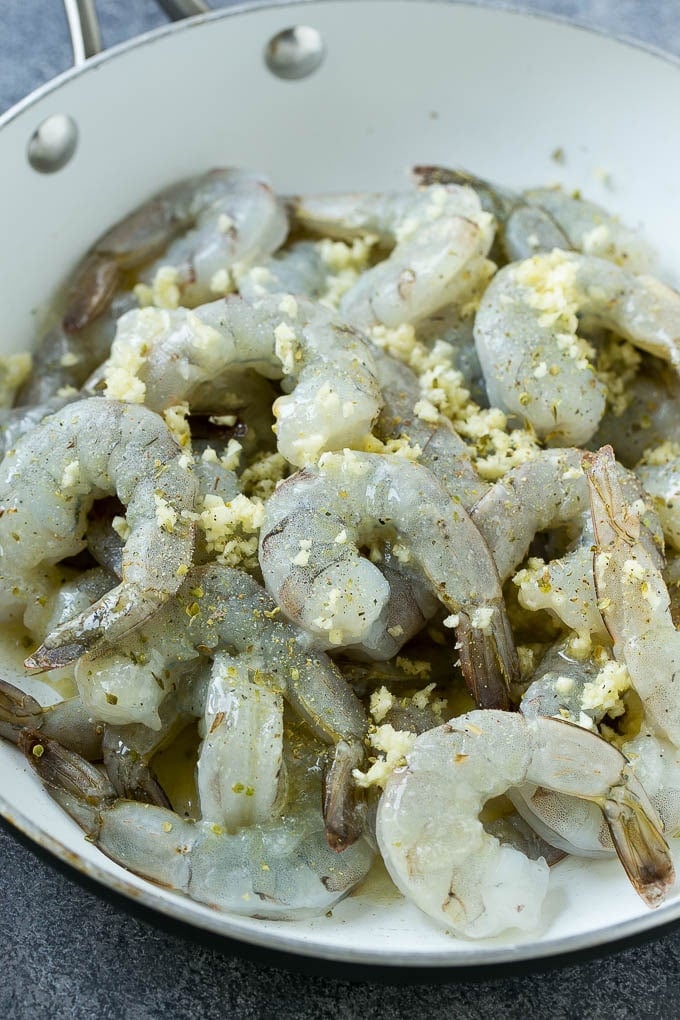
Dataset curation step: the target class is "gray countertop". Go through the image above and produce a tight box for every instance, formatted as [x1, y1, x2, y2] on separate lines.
[2, 1, 680, 1016]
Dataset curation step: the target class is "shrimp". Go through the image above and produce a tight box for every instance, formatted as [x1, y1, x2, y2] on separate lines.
[0, 679, 102, 761]
[376, 710, 674, 938]
[19, 727, 374, 920]
[474, 251, 680, 445]
[259, 451, 518, 709]
[195, 651, 286, 831]
[87, 294, 382, 468]
[471, 448, 663, 583]
[236, 241, 329, 303]
[372, 346, 488, 508]
[62, 169, 287, 333]
[290, 185, 495, 329]
[586, 447, 680, 746]
[0, 673, 178, 807]
[29, 564, 368, 851]
[21, 171, 286, 404]
[635, 449, 680, 552]
[0, 398, 197, 665]
[414, 166, 650, 268]
[0, 394, 76, 460]
[513, 447, 680, 855]
[592, 358, 680, 467]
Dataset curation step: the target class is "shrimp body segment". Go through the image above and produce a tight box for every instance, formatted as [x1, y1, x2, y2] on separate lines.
[290, 185, 495, 329]
[260, 451, 518, 708]
[20, 729, 373, 920]
[587, 448, 680, 747]
[93, 294, 382, 467]
[0, 399, 197, 664]
[413, 167, 650, 268]
[474, 252, 680, 445]
[376, 710, 674, 938]
[63, 168, 288, 332]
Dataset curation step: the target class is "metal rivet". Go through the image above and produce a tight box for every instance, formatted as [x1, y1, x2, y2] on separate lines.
[264, 26, 325, 80]
[27, 113, 78, 173]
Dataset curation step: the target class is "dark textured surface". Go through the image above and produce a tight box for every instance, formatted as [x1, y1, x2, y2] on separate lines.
[2, 1, 680, 1016]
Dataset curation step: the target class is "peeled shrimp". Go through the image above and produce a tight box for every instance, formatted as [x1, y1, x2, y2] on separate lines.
[592, 359, 680, 467]
[21, 170, 286, 403]
[376, 710, 673, 938]
[259, 450, 518, 709]
[474, 251, 680, 445]
[88, 294, 382, 468]
[29, 564, 368, 850]
[414, 166, 649, 268]
[471, 448, 662, 584]
[20, 728, 373, 920]
[0, 398, 197, 664]
[196, 651, 286, 831]
[372, 346, 487, 508]
[64, 169, 287, 332]
[512, 447, 680, 854]
[290, 185, 494, 329]
[587, 447, 680, 745]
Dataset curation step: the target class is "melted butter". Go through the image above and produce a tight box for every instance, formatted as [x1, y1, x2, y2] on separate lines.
[152, 721, 200, 819]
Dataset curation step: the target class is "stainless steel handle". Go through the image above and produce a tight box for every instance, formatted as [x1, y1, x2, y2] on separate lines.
[63, 0, 211, 67]
[154, 1, 211, 18]
[63, 0, 102, 64]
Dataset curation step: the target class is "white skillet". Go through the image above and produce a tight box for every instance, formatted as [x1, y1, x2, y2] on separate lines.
[1, 0, 680, 968]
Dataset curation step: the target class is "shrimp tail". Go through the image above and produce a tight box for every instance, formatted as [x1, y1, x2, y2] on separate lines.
[0, 680, 44, 742]
[456, 604, 517, 710]
[19, 728, 114, 833]
[322, 739, 366, 852]
[583, 445, 640, 550]
[62, 253, 121, 333]
[603, 770, 676, 908]
[25, 642, 89, 672]
[102, 731, 172, 810]
[26, 587, 167, 669]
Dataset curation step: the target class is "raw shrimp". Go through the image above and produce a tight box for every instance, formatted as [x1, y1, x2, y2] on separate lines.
[0, 394, 76, 460]
[19, 728, 374, 920]
[414, 166, 649, 267]
[0, 398, 197, 664]
[290, 185, 494, 329]
[592, 359, 680, 467]
[17, 293, 137, 405]
[88, 294, 382, 468]
[260, 451, 518, 709]
[195, 651, 286, 831]
[519, 638, 603, 724]
[373, 346, 487, 508]
[0, 679, 102, 761]
[474, 251, 680, 445]
[0, 675, 174, 807]
[520, 187, 650, 269]
[509, 643, 619, 859]
[376, 710, 673, 938]
[29, 564, 368, 850]
[22, 170, 287, 403]
[62, 169, 287, 333]
[514, 447, 680, 854]
[236, 241, 329, 303]
[471, 448, 662, 583]
[635, 450, 680, 552]
[587, 447, 680, 746]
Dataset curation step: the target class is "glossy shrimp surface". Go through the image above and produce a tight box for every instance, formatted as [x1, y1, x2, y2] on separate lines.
[4, 165, 680, 940]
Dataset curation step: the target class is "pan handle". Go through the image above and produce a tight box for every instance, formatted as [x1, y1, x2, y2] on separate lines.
[154, 1, 211, 18]
[63, 0, 211, 66]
